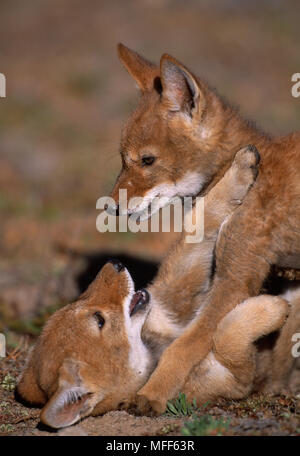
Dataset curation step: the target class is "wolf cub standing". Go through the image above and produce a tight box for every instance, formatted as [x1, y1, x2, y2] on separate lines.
[110, 44, 300, 413]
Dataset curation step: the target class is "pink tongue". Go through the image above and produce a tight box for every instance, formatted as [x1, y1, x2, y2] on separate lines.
[129, 291, 143, 315]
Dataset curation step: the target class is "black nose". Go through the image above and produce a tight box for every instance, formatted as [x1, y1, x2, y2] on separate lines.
[105, 204, 119, 216]
[108, 259, 124, 272]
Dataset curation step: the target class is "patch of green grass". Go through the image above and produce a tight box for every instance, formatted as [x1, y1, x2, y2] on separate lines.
[181, 415, 230, 436]
[0, 194, 31, 216]
[37, 205, 62, 222]
[165, 393, 198, 417]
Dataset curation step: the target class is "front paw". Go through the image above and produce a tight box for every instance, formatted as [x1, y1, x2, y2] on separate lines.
[136, 390, 167, 416]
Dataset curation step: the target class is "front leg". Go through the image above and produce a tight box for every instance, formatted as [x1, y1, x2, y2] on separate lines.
[138, 199, 274, 414]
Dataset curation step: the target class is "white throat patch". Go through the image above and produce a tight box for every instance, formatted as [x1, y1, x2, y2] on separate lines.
[128, 171, 205, 220]
[122, 270, 151, 378]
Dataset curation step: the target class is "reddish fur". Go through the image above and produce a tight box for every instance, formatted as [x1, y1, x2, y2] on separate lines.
[17, 148, 299, 427]
[17, 46, 300, 424]
[113, 44, 300, 413]
[17, 263, 145, 426]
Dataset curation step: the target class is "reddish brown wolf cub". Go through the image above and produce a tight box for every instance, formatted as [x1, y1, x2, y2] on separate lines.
[17, 148, 299, 428]
[110, 44, 300, 413]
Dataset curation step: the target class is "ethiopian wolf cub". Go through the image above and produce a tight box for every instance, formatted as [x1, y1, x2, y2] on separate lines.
[110, 44, 300, 413]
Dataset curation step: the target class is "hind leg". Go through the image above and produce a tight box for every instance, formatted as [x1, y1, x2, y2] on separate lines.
[213, 295, 289, 383]
[182, 295, 289, 404]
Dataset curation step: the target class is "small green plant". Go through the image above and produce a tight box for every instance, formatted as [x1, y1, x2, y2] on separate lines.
[160, 423, 178, 434]
[0, 424, 14, 433]
[181, 414, 230, 436]
[165, 393, 198, 417]
[1, 374, 16, 391]
[0, 401, 10, 409]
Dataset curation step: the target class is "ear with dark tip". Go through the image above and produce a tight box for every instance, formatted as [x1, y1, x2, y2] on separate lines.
[160, 54, 205, 117]
[117, 43, 159, 91]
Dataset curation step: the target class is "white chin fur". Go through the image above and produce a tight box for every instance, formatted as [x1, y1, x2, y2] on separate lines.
[127, 172, 205, 219]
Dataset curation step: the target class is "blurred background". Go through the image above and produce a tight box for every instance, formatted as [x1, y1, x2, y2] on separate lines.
[0, 0, 299, 346]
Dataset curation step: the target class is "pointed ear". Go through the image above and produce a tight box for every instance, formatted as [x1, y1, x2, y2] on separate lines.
[40, 359, 97, 429]
[117, 43, 159, 92]
[40, 385, 93, 429]
[160, 54, 205, 117]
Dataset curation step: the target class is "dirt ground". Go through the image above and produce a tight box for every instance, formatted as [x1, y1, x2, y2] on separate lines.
[1, 0, 300, 437]
[1, 350, 300, 436]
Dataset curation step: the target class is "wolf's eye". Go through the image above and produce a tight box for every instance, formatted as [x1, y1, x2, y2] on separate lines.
[142, 156, 155, 166]
[94, 312, 105, 329]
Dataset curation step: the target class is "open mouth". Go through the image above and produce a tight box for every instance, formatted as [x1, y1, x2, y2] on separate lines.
[129, 289, 149, 317]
